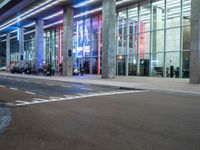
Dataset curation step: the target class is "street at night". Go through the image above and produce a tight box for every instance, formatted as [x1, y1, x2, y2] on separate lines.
[1, 0, 200, 149]
[0, 76, 200, 150]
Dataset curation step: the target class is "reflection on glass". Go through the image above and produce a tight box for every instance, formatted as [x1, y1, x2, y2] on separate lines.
[118, 11, 127, 55]
[140, 3, 151, 32]
[152, 0, 165, 30]
[117, 55, 126, 75]
[182, 51, 190, 78]
[129, 55, 137, 76]
[166, 28, 180, 51]
[166, 0, 181, 28]
[151, 53, 164, 77]
[152, 30, 164, 53]
[166, 52, 180, 78]
[140, 53, 150, 76]
[183, 26, 190, 50]
[183, 0, 191, 26]
[129, 6, 138, 55]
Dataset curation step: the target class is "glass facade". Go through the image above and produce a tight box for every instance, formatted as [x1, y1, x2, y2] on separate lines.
[5, 15, 103, 74]
[44, 27, 60, 72]
[0, 0, 191, 78]
[117, 0, 191, 78]
[73, 15, 102, 74]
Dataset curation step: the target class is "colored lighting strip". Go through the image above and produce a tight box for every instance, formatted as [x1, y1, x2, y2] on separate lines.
[59, 26, 62, 64]
[0, 20, 64, 41]
[97, 15, 101, 75]
[0, 0, 59, 31]
[43, 11, 63, 20]
[74, 7, 102, 18]
[73, 0, 99, 8]
[0, 0, 130, 36]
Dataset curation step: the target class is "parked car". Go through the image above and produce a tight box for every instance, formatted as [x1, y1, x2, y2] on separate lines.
[0, 66, 6, 71]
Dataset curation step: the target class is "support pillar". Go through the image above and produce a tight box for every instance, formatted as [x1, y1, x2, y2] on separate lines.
[102, 0, 116, 79]
[98, 15, 101, 75]
[190, 0, 200, 83]
[35, 18, 44, 71]
[6, 33, 10, 72]
[59, 26, 63, 65]
[89, 18, 93, 74]
[63, 7, 74, 76]
[19, 27, 24, 67]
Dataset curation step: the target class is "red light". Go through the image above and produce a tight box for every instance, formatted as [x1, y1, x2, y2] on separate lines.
[98, 15, 102, 75]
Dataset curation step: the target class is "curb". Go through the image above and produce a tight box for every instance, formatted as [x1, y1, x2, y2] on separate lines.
[1, 73, 200, 96]
[0, 74, 134, 90]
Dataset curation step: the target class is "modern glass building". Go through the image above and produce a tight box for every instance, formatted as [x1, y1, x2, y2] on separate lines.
[0, 0, 199, 83]
[116, 0, 191, 78]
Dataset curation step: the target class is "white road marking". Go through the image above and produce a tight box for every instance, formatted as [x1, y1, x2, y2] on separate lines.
[15, 90, 148, 106]
[76, 93, 88, 96]
[33, 98, 48, 101]
[10, 88, 18, 91]
[63, 95, 75, 98]
[80, 87, 94, 91]
[34, 81, 41, 84]
[46, 83, 54, 86]
[62, 85, 71, 88]
[25, 91, 36, 95]
[0, 85, 6, 88]
[16, 100, 30, 105]
[49, 96, 63, 100]
[32, 98, 49, 103]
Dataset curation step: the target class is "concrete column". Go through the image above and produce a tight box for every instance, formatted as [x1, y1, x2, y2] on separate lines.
[35, 18, 44, 71]
[89, 18, 93, 74]
[63, 7, 74, 76]
[126, 9, 129, 76]
[19, 27, 24, 67]
[102, 0, 116, 79]
[190, 0, 200, 84]
[6, 33, 10, 71]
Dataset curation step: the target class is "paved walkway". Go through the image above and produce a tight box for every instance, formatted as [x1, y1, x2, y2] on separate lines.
[1, 72, 200, 95]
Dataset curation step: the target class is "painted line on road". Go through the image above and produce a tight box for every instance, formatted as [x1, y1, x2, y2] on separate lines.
[33, 98, 48, 101]
[76, 93, 88, 96]
[61, 85, 71, 88]
[15, 90, 148, 106]
[63, 95, 75, 98]
[32, 98, 49, 103]
[9, 88, 18, 91]
[80, 87, 94, 91]
[16, 100, 30, 105]
[25, 91, 36, 95]
[0, 85, 6, 88]
[34, 81, 41, 84]
[46, 83, 55, 86]
[49, 96, 63, 100]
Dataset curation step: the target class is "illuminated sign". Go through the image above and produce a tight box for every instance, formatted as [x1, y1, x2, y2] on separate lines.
[0, 0, 11, 9]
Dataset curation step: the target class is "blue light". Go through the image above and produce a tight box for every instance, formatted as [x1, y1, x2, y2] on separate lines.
[17, 28, 20, 41]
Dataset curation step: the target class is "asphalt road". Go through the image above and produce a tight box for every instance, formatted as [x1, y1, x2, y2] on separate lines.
[0, 76, 200, 150]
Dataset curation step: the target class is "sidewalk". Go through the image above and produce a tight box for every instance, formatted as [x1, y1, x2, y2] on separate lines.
[1, 72, 200, 95]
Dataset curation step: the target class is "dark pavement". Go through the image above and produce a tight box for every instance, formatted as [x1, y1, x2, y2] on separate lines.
[0, 76, 200, 150]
